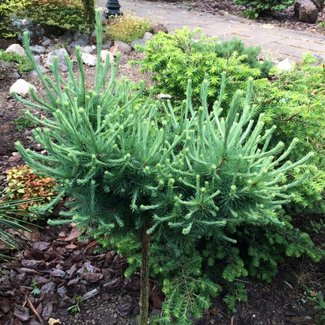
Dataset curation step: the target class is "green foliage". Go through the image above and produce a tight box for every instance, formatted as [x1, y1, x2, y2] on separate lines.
[0, 0, 15, 38]
[68, 295, 83, 314]
[234, 0, 294, 17]
[140, 28, 272, 104]
[81, 0, 95, 28]
[0, 0, 29, 38]
[14, 13, 322, 323]
[105, 13, 152, 43]
[307, 290, 325, 325]
[19, 0, 86, 32]
[0, 50, 33, 73]
[255, 55, 325, 212]
[1, 0, 86, 37]
[13, 115, 38, 131]
[31, 279, 41, 296]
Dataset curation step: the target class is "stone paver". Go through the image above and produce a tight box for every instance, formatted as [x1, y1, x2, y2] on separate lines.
[97, 0, 325, 61]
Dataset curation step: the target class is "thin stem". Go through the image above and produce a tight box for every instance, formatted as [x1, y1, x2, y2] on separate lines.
[139, 223, 151, 325]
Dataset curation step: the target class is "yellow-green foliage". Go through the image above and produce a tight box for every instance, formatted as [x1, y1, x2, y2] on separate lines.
[5, 165, 57, 217]
[105, 13, 151, 43]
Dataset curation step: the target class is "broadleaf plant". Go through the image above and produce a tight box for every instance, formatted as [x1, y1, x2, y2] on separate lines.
[13, 10, 322, 324]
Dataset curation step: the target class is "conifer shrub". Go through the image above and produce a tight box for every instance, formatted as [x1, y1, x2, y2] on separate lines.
[254, 55, 325, 212]
[139, 28, 272, 104]
[13, 11, 323, 324]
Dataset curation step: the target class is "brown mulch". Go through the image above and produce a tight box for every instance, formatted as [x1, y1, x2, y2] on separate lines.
[0, 224, 143, 324]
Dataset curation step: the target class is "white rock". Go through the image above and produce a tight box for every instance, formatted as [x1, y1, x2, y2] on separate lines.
[6, 44, 25, 56]
[276, 58, 295, 72]
[100, 50, 114, 64]
[157, 93, 172, 100]
[30, 45, 46, 54]
[42, 38, 51, 47]
[81, 45, 95, 54]
[81, 53, 97, 66]
[10, 79, 36, 97]
[46, 48, 69, 72]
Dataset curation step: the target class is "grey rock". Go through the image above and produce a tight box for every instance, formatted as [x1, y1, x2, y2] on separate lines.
[130, 38, 147, 50]
[33, 55, 41, 65]
[81, 45, 96, 54]
[114, 40, 132, 53]
[29, 66, 47, 78]
[295, 0, 318, 23]
[143, 32, 154, 40]
[102, 40, 112, 50]
[30, 45, 46, 54]
[5, 44, 25, 56]
[46, 48, 69, 72]
[42, 38, 51, 47]
[69, 34, 89, 48]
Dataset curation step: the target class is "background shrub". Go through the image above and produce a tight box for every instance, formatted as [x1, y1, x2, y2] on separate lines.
[105, 13, 152, 43]
[0, 0, 88, 37]
[234, 0, 295, 17]
[254, 55, 325, 212]
[20, 0, 86, 32]
[140, 28, 272, 104]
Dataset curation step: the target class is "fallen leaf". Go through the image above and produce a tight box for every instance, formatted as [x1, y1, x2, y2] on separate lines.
[63, 227, 82, 242]
[48, 318, 61, 325]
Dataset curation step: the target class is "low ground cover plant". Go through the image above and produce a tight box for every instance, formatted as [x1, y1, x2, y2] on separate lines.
[104, 13, 152, 43]
[13, 11, 324, 324]
[0, 50, 33, 73]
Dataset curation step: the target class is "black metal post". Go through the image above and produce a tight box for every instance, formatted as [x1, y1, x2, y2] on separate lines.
[106, 0, 122, 19]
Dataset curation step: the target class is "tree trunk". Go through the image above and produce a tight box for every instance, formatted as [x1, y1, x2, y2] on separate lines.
[139, 225, 151, 325]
